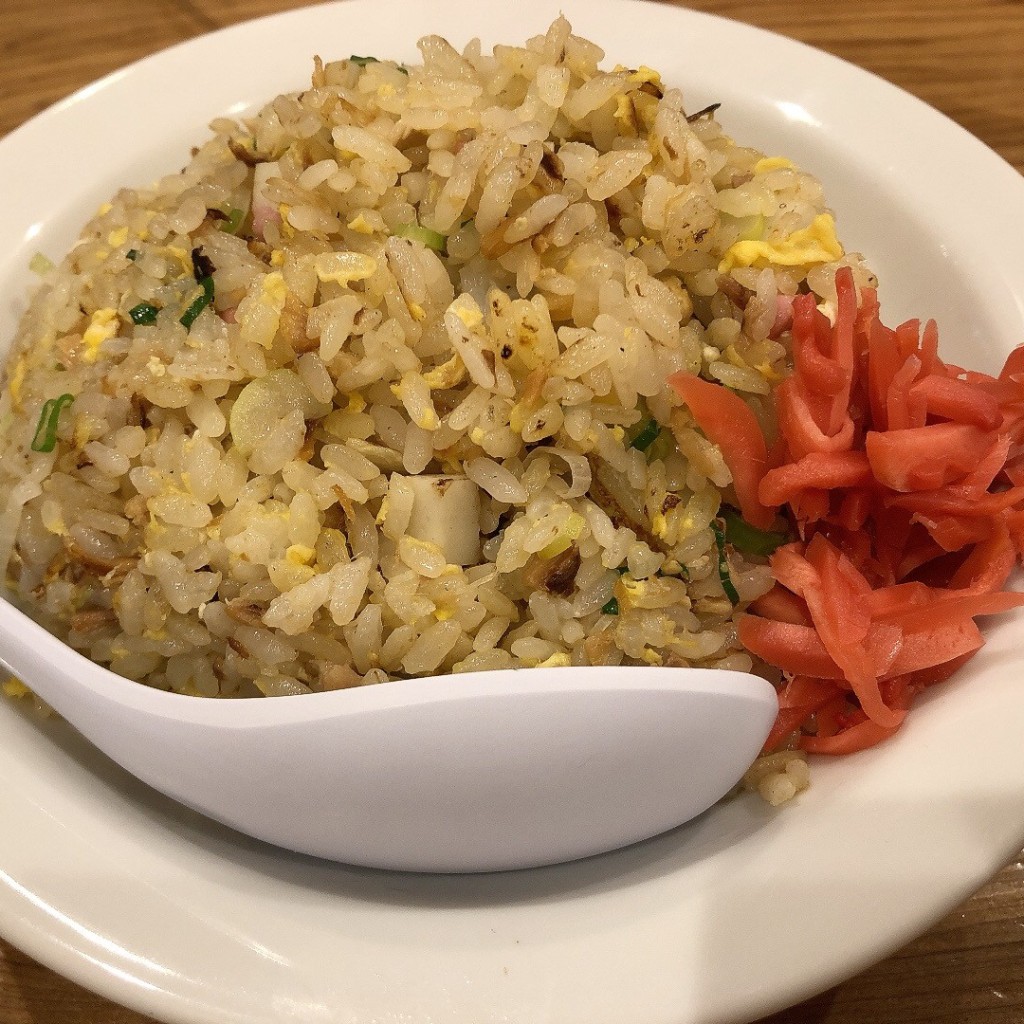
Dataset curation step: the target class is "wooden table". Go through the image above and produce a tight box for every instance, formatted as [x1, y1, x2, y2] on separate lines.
[1, 0, 1022, 1021]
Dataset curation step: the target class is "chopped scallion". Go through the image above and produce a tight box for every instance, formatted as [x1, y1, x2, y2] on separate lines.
[601, 596, 620, 615]
[722, 508, 788, 557]
[180, 276, 214, 330]
[711, 520, 740, 605]
[128, 302, 160, 326]
[394, 223, 447, 252]
[349, 54, 407, 75]
[219, 208, 244, 234]
[126, 249, 140, 261]
[30, 394, 74, 454]
[628, 418, 660, 453]
[29, 252, 54, 276]
[647, 429, 675, 463]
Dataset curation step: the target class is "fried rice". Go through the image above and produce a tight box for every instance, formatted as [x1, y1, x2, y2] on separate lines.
[0, 18, 877, 803]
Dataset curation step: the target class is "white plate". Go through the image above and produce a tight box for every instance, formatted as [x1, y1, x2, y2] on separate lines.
[2, 2, 1024, 1023]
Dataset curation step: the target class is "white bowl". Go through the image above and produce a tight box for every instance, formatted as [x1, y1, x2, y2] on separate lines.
[1, 2, 1023, 1023]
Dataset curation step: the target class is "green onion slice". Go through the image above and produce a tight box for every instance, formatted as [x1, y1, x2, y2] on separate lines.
[126, 249, 140, 261]
[219, 208, 244, 235]
[647, 429, 675, 463]
[722, 508, 788, 557]
[394, 223, 447, 252]
[128, 302, 160, 326]
[601, 596, 620, 615]
[30, 394, 74, 454]
[349, 55, 407, 75]
[29, 252, 54, 276]
[711, 519, 741, 605]
[628, 418, 661, 452]
[180, 276, 214, 330]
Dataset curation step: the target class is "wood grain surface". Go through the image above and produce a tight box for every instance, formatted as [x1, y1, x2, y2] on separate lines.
[1, 1, 1023, 1022]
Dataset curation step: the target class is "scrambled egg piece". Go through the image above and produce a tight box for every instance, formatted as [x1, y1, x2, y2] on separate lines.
[628, 65, 661, 86]
[269, 550, 317, 591]
[610, 64, 661, 87]
[346, 214, 375, 235]
[7, 355, 28, 409]
[618, 574, 646, 606]
[286, 544, 315, 566]
[452, 302, 483, 330]
[73, 415, 93, 449]
[508, 399, 533, 434]
[278, 203, 296, 239]
[753, 156, 796, 173]
[539, 512, 585, 560]
[261, 271, 288, 309]
[718, 213, 843, 273]
[81, 308, 119, 363]
[614, 94, 638, 134]
[535, 652, 572, 669]
[422, 355, 465, 390]
[41, 502, 68, 537]
[2, 676, 30, 699]
[389, 375, 439, 430]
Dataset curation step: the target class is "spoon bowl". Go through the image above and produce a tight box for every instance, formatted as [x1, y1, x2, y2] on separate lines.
[0, 597, 777, 872]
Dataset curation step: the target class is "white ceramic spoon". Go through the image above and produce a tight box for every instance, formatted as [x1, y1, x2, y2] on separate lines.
[0, 597, 777, 872]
